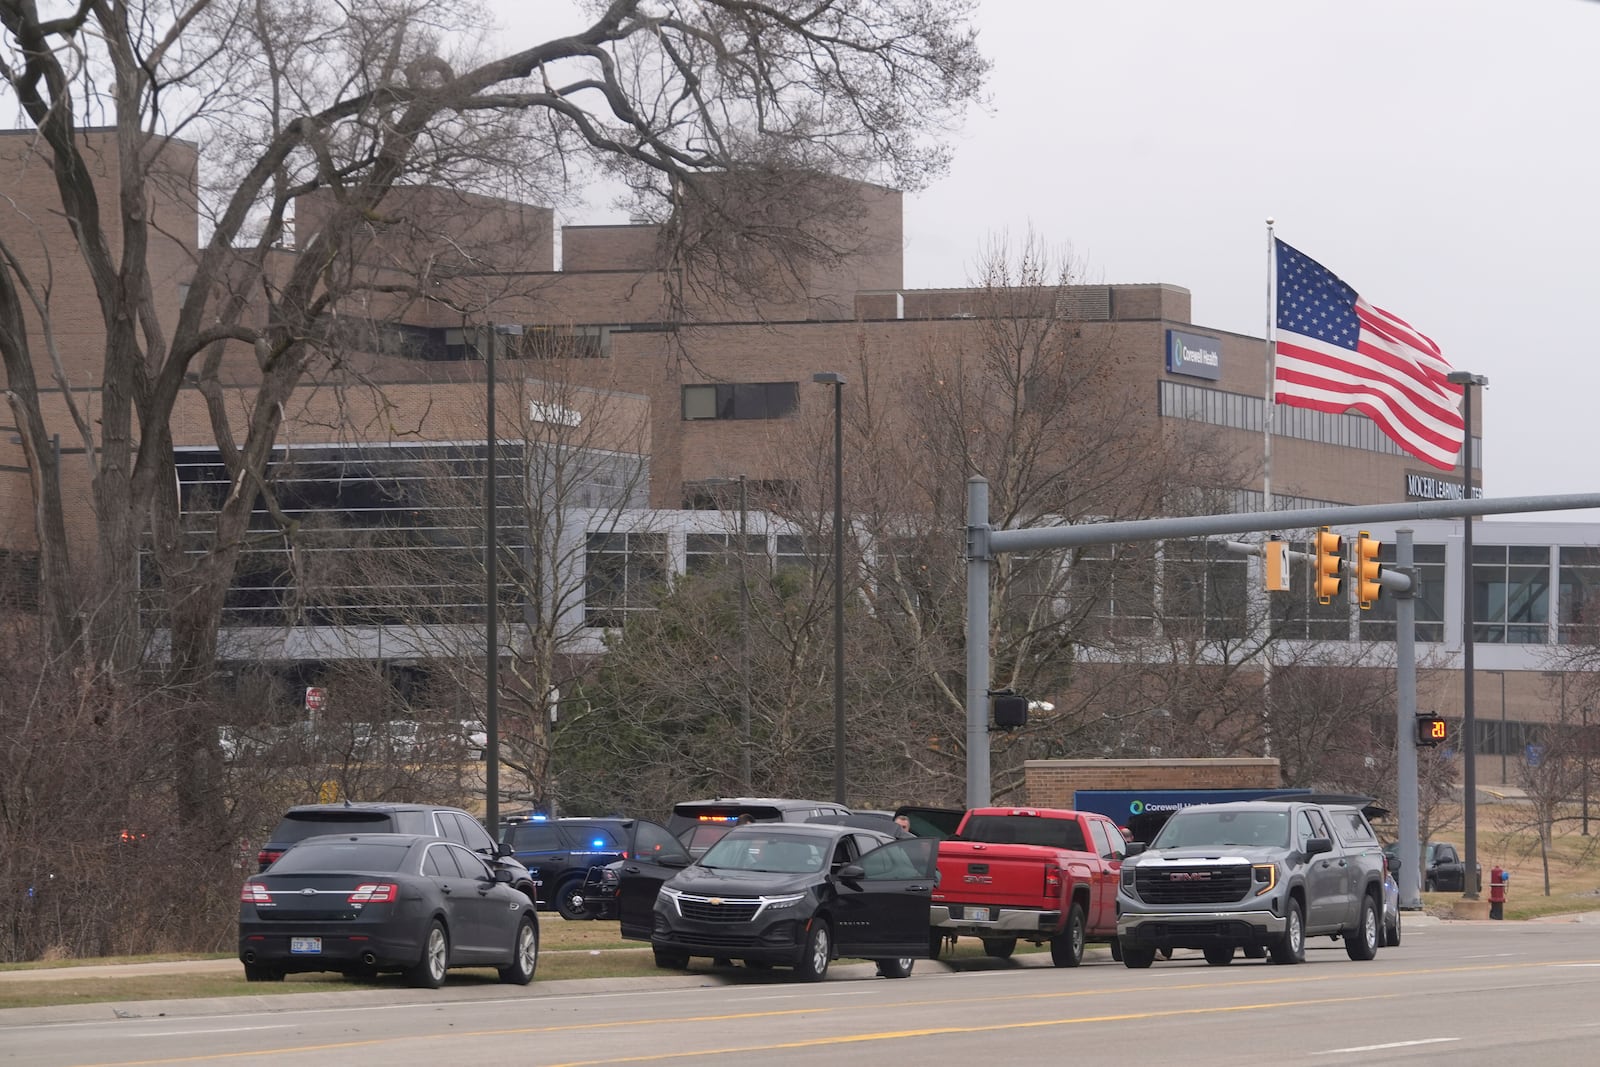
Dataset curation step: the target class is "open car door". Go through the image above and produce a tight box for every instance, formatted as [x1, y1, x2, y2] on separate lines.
[831, 837, 940, 960]
[616, 851, 690, 942]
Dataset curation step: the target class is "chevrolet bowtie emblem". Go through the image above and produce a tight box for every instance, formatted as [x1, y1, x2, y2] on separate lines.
[709, 897, 723, 905]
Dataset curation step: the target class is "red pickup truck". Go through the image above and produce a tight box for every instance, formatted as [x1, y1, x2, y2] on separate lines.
[928, 806, 1128, 966]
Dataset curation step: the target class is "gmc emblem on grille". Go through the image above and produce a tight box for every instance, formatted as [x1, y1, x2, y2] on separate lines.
[1169, 872, 1212, 881]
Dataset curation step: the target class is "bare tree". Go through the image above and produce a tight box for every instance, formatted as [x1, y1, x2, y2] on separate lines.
[563, 234, 1273, 808]
[0, 0, 987, 823]
[309, 359, 655, 814]
[767, 234, 1259, 801]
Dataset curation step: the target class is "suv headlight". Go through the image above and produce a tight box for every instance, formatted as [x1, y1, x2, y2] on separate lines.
[1252, 863, 1278, 896]
[658, 884, 683, 916]
[759, 893, 806, 912]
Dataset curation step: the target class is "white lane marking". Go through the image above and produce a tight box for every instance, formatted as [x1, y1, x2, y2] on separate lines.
[1318, 1036, 1459, 1055]
[1313, 1038, 1458, 1055]
[1462, 952, 1516, 959]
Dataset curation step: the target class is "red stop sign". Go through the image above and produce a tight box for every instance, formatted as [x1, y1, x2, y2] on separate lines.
[305, 687, 326, 712]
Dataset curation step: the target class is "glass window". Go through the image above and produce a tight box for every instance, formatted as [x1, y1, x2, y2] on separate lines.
[1072, 542, 1156, 637]
[585, 532, 667, 627]
[1472, 544, 1550, 645]
[856, 838, 937, 880]
[1358, 542, 1446, 642]
[682, 385, 716, 420]
[634, 822, 690, 863]
[567, 825, 623, 850]
[680, 382, 799, 421]
[1161, 541, 1248, 640]
[270, 841, 412, 873]
[423, 843, 466, 878]
[508, 824, 565, 851]
[447, 843, 491, 878]
[1558, 546, 1600, 644]
[1331, 810, 1377, 847]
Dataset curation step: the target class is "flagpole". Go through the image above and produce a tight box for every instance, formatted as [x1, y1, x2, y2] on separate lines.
[1261, 218, 1276, 759]
[1264, 217, 1276, 513]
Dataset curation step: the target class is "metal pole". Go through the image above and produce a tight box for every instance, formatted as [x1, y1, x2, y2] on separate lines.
[738, 475, 752, 792]
[966, 476, 992, 808]
[1396, 529, 1422, 910]
[1455, 377, 1479, 901]
[830, 380, 846, 805]
[485, 326, 500, 831]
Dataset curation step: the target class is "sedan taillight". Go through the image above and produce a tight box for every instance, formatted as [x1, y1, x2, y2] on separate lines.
[348, 883, 398, 904]
[241, 882, 273, 905]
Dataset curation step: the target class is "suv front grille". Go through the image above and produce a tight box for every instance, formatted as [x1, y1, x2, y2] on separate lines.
[1135, 864, 1254, 904]
[677, 896, 762, 923]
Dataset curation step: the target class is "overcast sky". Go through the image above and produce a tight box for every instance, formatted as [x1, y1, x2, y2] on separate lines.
[531, 1, 1598, 521]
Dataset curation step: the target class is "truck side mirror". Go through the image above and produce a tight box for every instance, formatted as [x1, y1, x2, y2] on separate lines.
[1304, 837, 1333, 858]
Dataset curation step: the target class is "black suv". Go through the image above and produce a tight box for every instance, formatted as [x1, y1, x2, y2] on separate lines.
[499, 816, 679, 919]
[632, 822, 939, 981]
[259, 802, 538, 906]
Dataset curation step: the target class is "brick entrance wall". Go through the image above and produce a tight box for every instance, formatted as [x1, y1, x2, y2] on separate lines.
[1023, 758, 1282, 809]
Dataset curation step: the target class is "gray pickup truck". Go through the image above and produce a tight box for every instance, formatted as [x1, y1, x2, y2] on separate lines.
[1115, 799, 1386, 967]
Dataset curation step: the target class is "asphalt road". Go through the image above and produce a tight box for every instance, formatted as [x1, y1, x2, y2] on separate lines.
[6, 918, 1600, 1066]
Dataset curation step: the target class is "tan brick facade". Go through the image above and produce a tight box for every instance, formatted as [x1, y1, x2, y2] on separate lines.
[1023, 758, 1283, 809]
[1, 129, 1480, 568]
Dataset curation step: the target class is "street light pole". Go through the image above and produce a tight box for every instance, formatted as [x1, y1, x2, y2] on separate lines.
[482, 323, 522, 831]
[738, 474, 752, 792]
[812, 372, 846, 805]
[1447, 370, 1487, 900]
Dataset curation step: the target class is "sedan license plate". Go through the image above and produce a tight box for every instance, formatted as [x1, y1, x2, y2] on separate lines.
[969, 907, 990, 922]
[290, 937, 322, 955]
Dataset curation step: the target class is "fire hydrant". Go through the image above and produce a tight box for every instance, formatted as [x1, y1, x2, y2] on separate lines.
[1489, 866, 1508, 920]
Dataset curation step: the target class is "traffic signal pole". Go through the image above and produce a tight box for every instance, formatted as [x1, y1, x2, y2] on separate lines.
[964, 483, 1600, 812]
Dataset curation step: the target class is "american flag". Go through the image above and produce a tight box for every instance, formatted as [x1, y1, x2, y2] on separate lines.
[1272, 239, 1465, 470]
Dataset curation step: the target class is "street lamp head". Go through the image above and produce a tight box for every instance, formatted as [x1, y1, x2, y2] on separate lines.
[812, 371, 846, 385]
[1446, 371, 1488, 387]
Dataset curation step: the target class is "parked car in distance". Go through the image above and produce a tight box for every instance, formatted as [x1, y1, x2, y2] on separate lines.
[625, 822, 939, 981]
[666, 797, 852, 859]
[1384, 840, 1481, 893]
[499, 816, 687, 919]
[239, 833, 538, 987]
[257, 802, 538, 906]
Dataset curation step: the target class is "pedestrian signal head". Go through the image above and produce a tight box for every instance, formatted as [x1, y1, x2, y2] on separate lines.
[1416, 713, 1447, 748]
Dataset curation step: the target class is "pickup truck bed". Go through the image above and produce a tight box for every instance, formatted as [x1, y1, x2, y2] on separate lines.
[928, 807, 1127, 967]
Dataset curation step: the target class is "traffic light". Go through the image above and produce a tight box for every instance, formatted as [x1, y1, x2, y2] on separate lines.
[1313, 526, 1343, 605]
[1416, 712, 1447, 748]
[1354, 531, 1383, 609]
